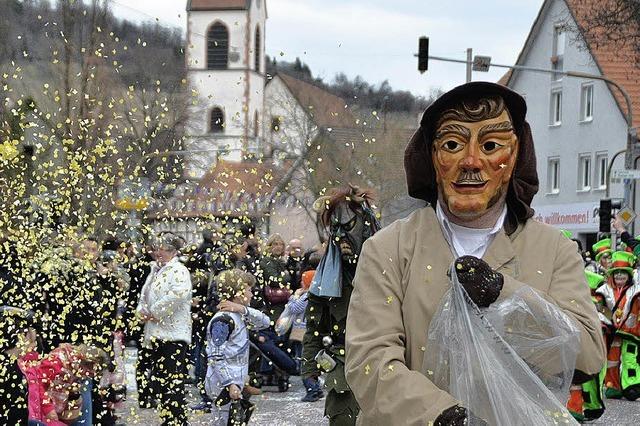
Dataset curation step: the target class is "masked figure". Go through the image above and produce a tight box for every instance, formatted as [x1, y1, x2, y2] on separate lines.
[345, 82, 606, 425]
[302, 185, 379, 425]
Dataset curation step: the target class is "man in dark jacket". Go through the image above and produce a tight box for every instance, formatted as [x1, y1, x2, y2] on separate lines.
[285, 238, 304, 292]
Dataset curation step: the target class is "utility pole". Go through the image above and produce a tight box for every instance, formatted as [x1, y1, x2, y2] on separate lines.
[466, 48, 472, 83]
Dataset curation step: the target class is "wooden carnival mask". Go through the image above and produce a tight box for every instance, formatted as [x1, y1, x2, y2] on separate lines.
[432, 96, 519, 220]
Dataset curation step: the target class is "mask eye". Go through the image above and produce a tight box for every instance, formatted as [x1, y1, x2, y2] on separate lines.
[481, 140, 503, 154]
[441, 140, 463, 153]
[343, 216, 357, 232]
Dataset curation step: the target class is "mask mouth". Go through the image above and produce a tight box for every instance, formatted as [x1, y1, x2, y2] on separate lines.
[338, 240, 354, 255]
[453, 171, 487, 190]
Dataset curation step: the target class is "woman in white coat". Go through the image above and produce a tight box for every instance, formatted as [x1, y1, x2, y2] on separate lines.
[137, 232, 192, 426]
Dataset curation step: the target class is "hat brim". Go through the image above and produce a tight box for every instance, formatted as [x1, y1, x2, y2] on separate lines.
[607, 267, 634, 276]
[419, 82, 527, 138]
[595, 249, 612, 262]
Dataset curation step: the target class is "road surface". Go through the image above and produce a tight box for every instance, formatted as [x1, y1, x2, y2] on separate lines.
[117, 348, 640, 425]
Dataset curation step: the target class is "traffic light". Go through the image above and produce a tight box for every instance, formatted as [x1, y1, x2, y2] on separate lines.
[599, 199, 612, 233]
[418, 37, 429, 73]
[599, 198, 624, 233]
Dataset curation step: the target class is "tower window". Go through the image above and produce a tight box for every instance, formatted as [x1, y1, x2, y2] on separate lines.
[254, 26, 262, 72]
[207, 22, 229, 70]
[210, 108, 224, 133]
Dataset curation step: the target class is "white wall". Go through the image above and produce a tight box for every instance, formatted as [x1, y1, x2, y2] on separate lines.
[185, 3, 267, 176]
[509, 0, 628, 236]
[264, 76, 318, 156]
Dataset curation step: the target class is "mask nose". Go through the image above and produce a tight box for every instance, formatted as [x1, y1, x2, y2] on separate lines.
[460, 140, 482, 172]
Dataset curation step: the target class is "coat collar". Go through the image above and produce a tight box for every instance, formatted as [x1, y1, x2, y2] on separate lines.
[424, 206, 519, 275]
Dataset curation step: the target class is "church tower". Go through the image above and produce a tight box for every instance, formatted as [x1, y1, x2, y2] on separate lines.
[185, 0, 267, 177]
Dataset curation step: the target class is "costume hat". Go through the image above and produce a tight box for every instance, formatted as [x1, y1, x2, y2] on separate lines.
[607, 251, 635, 276]
[592, 239, 612, 262]
[584, 270, 605, 290]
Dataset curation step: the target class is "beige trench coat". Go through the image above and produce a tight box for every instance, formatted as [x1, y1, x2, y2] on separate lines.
[345, 207, 606, 425]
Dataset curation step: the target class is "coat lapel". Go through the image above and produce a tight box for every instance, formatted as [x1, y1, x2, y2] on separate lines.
[482, 229, 518, 277]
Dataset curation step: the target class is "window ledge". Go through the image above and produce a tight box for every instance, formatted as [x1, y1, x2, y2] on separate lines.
[579, 118, 593, 124]
[549, 123, 562, 128]
[545, 191, 560, 196]
[593, 187, 606, 192]
[576, 188, 591, 193]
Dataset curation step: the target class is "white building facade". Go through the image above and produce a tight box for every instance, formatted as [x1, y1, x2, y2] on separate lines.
[185, 0, 267, 176]
[505, 0, 632, 249]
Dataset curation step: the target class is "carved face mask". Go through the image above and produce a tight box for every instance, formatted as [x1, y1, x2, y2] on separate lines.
[433, 110, 519, 219]
[330, 203, 366, 264]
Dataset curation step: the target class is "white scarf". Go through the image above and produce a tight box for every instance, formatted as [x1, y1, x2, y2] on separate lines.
[436, 202, 507, 258]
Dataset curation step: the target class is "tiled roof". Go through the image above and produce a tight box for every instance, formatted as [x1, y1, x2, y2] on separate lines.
[198, 160, 284, 197]
[276, 73, 357, 128]
[565, 0, 640, 127]
[187, 0, 249, 11]
[147, 160, 287, 218]
[497, 70, 512, 86]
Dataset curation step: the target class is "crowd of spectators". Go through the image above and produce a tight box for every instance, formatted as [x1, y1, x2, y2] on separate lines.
[1, 223, 324, 425]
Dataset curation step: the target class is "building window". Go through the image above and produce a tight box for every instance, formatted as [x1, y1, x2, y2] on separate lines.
[596, 152, 608, 189]
[271, 116, 282, 132]
[578, 154, 591, 190]
[552, 26, 565, 80]
[581, 84, 594, 121]
[254, 26, 261, 72]
[207, 22, 229, 70]
[548, 157, 560, 193]
[550, 90, 562, 125]
[210, 107, 224, 133]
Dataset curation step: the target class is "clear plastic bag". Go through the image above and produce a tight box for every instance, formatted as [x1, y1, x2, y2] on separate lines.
[275, 304, 293, 336]
[424, 264, 580, 425]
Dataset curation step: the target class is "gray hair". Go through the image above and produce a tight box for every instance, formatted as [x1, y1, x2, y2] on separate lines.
[154, 232, 184, 252]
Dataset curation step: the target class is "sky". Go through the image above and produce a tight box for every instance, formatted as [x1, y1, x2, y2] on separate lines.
[109, 0, 546, 98]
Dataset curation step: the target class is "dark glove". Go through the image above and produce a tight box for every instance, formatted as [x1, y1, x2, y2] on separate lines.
[453, 255, 503, 307]
[434, 405, 487, 426]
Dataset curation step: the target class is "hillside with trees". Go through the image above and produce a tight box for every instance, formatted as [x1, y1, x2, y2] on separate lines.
[267, 56, 434, 114]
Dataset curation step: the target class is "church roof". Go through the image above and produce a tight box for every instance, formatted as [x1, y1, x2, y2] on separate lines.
[506, 0, 640, 127]
[275, 73, 357, 128]
[187, 0, 250, 11]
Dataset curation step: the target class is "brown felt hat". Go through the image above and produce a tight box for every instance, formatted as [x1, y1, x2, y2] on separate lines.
[404, 81, 539, 229]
